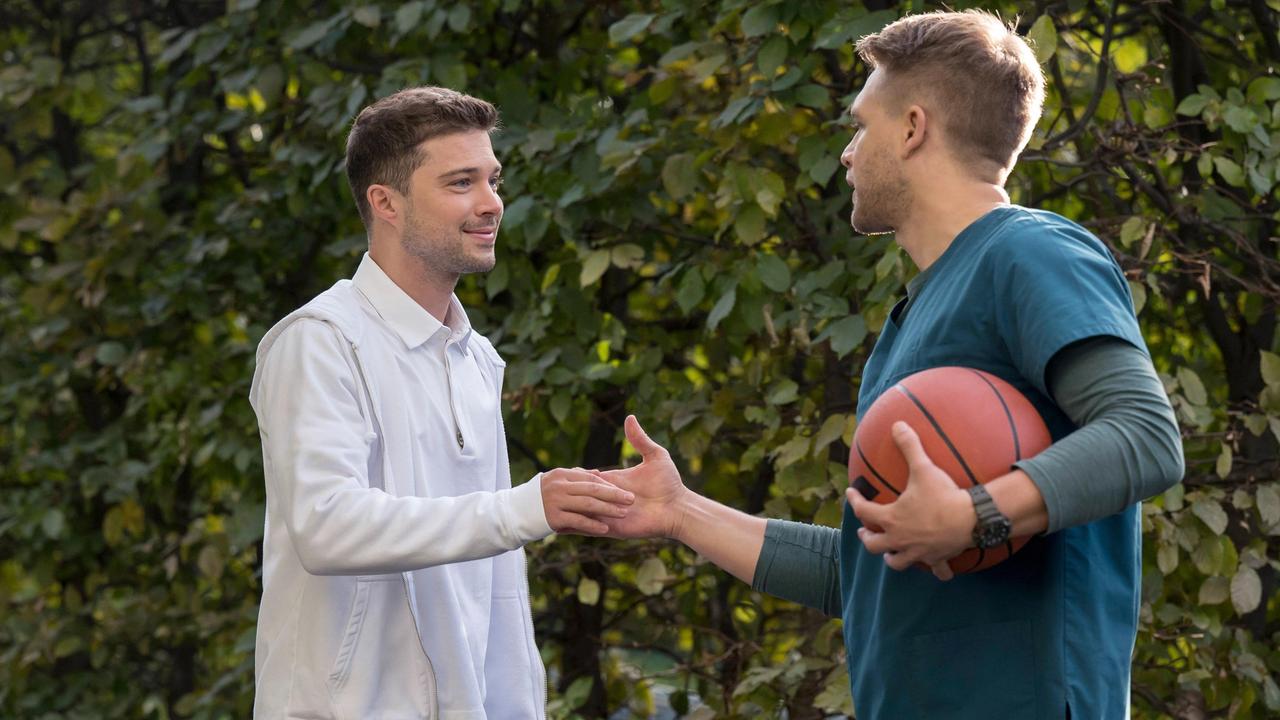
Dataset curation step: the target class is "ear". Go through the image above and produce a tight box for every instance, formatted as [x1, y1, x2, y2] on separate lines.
[901, 105, 928, 158]
[366, 184, 404, 231]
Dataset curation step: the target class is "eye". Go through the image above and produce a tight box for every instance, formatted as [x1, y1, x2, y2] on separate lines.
[451, 178, 473, 189]
[489, 176, 503, 190]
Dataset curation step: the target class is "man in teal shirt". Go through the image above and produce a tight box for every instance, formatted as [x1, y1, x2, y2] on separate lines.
[596, 10, 1184, 719]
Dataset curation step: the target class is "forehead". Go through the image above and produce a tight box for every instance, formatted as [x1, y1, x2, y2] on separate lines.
[848, 69, 889, 118]
[414, 130, 499, 171]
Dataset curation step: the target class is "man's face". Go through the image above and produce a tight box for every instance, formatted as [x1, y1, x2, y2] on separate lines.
[839, 69, 911, 235]
[400, 130, 503, 276]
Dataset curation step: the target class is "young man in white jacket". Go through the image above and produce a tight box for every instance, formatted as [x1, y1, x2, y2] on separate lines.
[248, 86, 634, 719]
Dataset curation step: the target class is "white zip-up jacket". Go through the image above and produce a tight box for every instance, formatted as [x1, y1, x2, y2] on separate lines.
[249, 255, 551, 719]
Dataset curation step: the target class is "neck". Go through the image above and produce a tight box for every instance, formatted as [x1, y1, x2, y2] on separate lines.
[894, 182, 1010, 272]
[368, 240, 458, 323]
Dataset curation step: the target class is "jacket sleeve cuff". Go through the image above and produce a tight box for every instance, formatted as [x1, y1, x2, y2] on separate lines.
[502, 473, 554, 544]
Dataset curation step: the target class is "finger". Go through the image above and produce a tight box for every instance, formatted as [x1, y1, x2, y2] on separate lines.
[552, 512, 612, 536]
[560, 495, 631, 518]
[847, 488, 890, 529]
[624, 415, 667, 459]
[883, 552, 915, 572]
[930, 561, 955, 582]
[567, 480, 635, 505]
[891, 421, 935, 470]
[855, 526, 893, 555]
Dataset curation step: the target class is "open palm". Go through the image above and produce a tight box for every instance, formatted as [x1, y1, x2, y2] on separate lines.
[593, 415, 690, 540]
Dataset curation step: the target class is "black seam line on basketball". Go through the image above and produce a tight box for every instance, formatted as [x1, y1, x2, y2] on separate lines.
[855, 439, 902, 496]
[967, 369, 1021, 460]
[963, 547, 985, 573]
[892, 384, 979, 486]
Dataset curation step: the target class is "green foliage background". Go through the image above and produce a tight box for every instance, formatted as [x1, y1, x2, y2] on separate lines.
[2, 0, 1279, 717]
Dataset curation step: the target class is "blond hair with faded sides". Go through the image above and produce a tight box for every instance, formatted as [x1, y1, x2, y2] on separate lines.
[856, 10, 1045, 179]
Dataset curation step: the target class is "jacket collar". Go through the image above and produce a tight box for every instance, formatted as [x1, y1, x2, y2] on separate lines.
[351, 253, 472, 351]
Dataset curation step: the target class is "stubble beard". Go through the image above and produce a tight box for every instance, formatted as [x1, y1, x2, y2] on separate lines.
[850, 158, 912, 236]
[401, 212, 497, 277]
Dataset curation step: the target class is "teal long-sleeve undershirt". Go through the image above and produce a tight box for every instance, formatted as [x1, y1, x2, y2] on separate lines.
[749, 336, 1185, 618]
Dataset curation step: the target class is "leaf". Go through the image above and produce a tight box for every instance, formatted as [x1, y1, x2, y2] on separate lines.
[1198, 575, 1229, 605]
[676, 269, 705, 314]
[1192, 499, 1229, 535]
[446, 4, 470, 32]
[1192, 534, 1225, 574]
[1175, 93, 1209, 116]
[1247, 76, 1280, 103]
[1230, 566, 1262, 614]
[794, 84, 829, 110]
[289, 17, 339, 50]
[197, 545, 225, 580]
[577, 577, 600, 606]
[635, 557, 668, 595]
[611, 244, 645, 270]
[41, 509, 65, 539]
[812, 414, 848, 457]
[1027, 15, 1058, 64]
[395, 1, 424, 34]
[661, 154, 697, 199]
[351, 5, 380, 27]
[1176, 366, 1207, 405]
[767, 378, 799, 405]
[757, 36, 788, 76]
[734, 206, 766, 245]
[580, 249, 610, 287]
[1213, 156, 1246, 187]
[96, 341, 127, 366]
[1157, 543, 1178, 575]
[1260, 351, 1280, 387]
[1257, 484, 1280, 526]
[757, 254, 791, 293]
[1216, 443, 1232, 479]
[740, 5, 777, 37]
[549, 393, 571, 424]
[609, 13, 654, 44]
[815, 315, 868, 358]
[1119, 216, 1146, 248]
[707, 285, 737, 332]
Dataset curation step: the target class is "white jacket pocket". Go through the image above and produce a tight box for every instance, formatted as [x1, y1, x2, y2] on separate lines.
[327, 576, 435, 719]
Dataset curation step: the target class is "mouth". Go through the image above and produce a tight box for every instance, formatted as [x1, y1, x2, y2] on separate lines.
[464, 227, 498, 243]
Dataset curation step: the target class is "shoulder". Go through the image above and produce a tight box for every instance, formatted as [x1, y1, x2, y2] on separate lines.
[977, 207, 1123, 287]
[468, 331, 507, 369]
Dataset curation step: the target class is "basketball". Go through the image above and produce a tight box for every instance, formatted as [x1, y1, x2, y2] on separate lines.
[848, 366, 1052, 574]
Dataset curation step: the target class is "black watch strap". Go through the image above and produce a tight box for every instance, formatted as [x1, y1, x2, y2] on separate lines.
[968, 484, 1012, 549]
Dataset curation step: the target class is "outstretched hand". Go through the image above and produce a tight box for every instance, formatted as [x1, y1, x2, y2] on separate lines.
[591, 415, 690, 540]
[541, 467, 635, 536]
[847, 421, 976, 581]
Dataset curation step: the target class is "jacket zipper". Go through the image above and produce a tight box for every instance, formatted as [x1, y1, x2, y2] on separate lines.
[442, 343, 465, 450]
[350, 342, 440, 719]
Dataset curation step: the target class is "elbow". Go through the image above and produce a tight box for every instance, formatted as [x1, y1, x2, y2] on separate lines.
[290, 516, 352, 576]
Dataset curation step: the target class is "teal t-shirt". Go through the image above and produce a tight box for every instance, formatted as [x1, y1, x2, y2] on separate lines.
[840, 206, 1147, 719]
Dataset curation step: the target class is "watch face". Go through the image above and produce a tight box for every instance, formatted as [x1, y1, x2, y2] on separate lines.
[976, 518, 1012, 549]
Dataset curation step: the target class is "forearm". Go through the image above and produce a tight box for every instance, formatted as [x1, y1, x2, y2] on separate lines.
[274, 459, 549, 575]
[1016, 338, 1185, 532]
[751, 519, 842, 617]
[671, 490, 767, 584]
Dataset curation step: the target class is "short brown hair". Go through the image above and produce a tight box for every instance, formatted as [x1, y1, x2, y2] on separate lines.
[345, 86, 499, 227]
[856, 10, 1045, 173]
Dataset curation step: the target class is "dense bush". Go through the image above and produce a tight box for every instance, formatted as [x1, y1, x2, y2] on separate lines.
[2, 1, 1277, 717]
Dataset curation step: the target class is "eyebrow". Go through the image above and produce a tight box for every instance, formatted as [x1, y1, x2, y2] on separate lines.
[437, 165, 502, 180]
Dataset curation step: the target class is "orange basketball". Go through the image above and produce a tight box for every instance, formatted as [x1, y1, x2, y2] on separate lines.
[848, 366, 1051, 574]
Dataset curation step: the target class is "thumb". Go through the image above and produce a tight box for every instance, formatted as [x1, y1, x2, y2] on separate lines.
[891, 421, 935, 470]
[624, 415, 665, 459]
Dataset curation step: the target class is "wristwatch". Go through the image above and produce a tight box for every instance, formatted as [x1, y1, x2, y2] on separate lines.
[968, 484, 1012, 549]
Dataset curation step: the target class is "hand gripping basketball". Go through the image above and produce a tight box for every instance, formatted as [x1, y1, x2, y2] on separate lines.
[848, 421, 976, 580]
[846, 367, 1052, 576]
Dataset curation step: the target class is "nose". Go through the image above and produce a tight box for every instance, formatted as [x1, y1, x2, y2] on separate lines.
[477, 182, 503, 219]
[840, 137, 855, 170]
